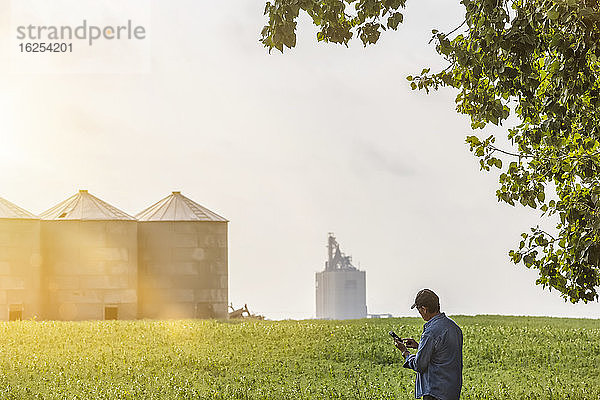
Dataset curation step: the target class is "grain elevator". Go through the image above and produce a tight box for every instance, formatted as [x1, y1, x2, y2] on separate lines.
[316, 233, 367, 319]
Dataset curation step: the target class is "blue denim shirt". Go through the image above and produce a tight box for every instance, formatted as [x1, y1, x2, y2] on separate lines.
[403, 313, 463, 400]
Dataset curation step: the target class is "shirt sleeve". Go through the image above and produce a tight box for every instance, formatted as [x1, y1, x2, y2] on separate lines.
[402, 333, 434, 373]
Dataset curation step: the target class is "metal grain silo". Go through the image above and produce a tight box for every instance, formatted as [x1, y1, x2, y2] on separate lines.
[0, 197, 42, 320]
[40, 190, 137, 321]
[136, 192, 228, 319]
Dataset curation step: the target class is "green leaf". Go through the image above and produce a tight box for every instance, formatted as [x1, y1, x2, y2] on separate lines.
[537, 192, 545, 202]
[547, 10, 560, 20]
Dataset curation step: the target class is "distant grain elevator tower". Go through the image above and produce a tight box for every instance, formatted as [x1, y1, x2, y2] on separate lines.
[136, 192, 228, 319]
[40, 190, 138, 321]
[316, 233, 367, 319]
[0, 197, 42, 320]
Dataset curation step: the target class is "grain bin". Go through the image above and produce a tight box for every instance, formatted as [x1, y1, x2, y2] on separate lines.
[0, 197, 42, 320]
[40, 190, 137, 320]
[136, 192, 228, 319]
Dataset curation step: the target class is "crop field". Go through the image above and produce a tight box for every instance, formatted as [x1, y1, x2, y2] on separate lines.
[0, 316, 598, 399]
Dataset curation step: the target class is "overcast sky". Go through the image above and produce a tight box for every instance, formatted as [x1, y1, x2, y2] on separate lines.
[1, 0, 599, 320]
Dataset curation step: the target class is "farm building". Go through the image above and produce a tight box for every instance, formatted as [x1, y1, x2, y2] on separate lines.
[40, 190, 138, 321]
[0, 190, 229, 321]
[0, 197, 42, 321]
[316, 234, 367, 320]
[136, 192, 228, 319]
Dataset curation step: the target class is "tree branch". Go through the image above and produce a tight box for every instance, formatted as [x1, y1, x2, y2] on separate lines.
[489, 145, 534, 158]
[447, 19, 467, 37]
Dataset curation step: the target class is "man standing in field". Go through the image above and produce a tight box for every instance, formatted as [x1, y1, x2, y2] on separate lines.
[394, 289, 463, 400]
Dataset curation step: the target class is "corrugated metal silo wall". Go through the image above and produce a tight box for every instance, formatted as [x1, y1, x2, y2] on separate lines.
[0, 219, 42, 320]
[41, 220, 138, 320]
[138, 221, 228, 319]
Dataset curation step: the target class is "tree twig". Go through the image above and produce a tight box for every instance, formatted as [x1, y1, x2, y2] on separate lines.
[447, 19, 467, 37]
[489, 145, 534, 158]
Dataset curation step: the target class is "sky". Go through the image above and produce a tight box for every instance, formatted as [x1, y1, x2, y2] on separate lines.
[1, 0, 599, 320]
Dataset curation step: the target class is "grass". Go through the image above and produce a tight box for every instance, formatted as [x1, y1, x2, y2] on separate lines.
[0, 315, 598, 399]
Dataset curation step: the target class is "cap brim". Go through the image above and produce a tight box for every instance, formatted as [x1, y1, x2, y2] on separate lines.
[410, 303, 417, 309]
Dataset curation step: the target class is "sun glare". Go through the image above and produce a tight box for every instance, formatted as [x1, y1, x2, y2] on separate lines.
[0, 94, 17, 163]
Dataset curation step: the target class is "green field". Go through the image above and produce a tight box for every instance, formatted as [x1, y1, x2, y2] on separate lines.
[0, 316, 598, 399]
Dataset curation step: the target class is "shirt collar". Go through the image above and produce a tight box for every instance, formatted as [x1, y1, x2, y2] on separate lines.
[424, 312, 445, 328]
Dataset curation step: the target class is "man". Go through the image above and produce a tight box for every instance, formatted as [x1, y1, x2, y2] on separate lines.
[394, 289, 463, 400]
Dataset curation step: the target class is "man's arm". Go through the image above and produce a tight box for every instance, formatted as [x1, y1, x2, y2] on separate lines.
[402, 334, 434, 373]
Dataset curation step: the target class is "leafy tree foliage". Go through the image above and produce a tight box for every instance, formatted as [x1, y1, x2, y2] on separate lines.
[261, 0, 600, 303]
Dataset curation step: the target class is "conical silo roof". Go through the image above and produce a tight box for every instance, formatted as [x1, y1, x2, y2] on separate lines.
[136, 192, 227, 222]
[0, 196, 38, 219]
[40, 190, 135, 221]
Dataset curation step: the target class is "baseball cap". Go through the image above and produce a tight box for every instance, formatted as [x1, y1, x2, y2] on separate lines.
[410, 289, 439, 310]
